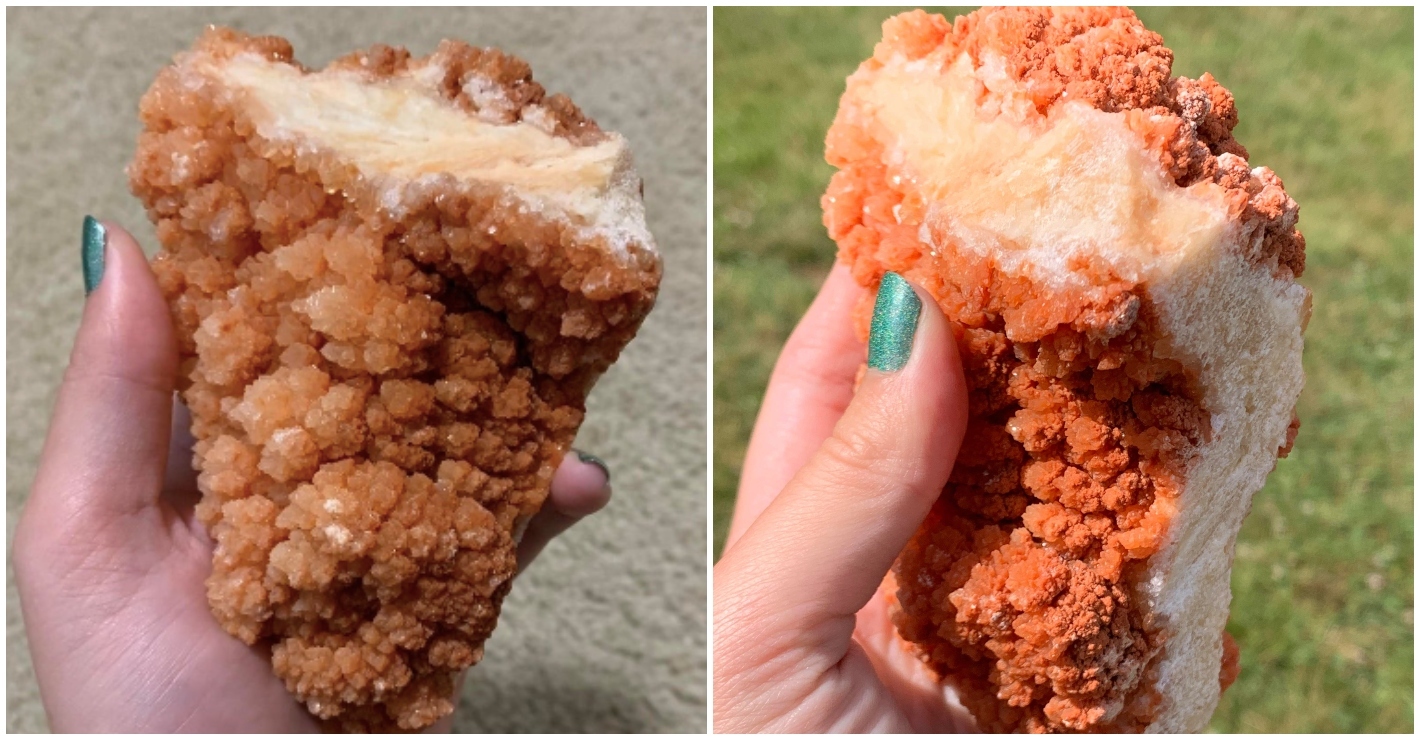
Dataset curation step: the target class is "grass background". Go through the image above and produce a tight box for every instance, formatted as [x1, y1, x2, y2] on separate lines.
[713, 7, 1412, 733]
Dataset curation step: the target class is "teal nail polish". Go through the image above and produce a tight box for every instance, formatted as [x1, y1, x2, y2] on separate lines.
[867, 271, 921, 372]
[574, 449, 611, 483]
[82, 216, 106, 295]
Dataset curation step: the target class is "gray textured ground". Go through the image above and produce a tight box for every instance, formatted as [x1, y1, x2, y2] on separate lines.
[6, 7, 706, 732]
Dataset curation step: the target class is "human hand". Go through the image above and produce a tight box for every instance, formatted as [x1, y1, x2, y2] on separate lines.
[12, 219, 614, 732]
[713, 264, 973, 732]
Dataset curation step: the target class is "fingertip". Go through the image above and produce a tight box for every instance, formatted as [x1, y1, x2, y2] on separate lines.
[550, 450, 612, 519]
[864, 275, 967, 447]
[73, 219, 176, 388]
[516, 454, 611, 571]
[88, 220, 154, 294]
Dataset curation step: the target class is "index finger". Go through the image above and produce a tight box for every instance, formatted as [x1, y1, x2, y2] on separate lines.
[725, 262, 866, 550]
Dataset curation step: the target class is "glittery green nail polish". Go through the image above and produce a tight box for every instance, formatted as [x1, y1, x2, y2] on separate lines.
[574, 449, 611, 483]
[868, 271, 921, 372]
[82, 216, 106, 295]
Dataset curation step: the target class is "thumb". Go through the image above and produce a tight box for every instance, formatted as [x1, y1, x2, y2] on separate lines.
[718, 272, 967, 636]
[25, 218, 178, 531]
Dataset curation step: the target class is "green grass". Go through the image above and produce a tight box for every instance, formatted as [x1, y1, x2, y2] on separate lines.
[713, 7, 1412, 733]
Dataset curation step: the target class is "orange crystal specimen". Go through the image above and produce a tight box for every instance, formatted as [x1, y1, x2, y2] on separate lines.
[823, 8, 1307, 732]
[129, 28, 659, 731]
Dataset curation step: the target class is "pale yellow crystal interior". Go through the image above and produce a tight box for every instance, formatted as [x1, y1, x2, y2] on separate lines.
[218, 53, 623, 193]
[850, 53, 1230, 284]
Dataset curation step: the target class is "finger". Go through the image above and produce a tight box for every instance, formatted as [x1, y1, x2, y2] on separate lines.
[725, 263, 866, 549]
[853, 582, 979, 733]
[718, 273, 967, 642]
[514, 450, 612, 569]
[27, 219, 177, 529]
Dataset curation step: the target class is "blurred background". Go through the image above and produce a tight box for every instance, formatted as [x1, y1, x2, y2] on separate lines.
[714, 6, 1411, 733]
[8, 7, 706, 732]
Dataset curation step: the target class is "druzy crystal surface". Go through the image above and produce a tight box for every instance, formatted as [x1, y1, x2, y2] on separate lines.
[130, 28, 659, 731]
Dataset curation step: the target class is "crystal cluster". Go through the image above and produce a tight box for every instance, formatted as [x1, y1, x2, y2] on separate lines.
[824, 8, 1306, 732]
[130, 27, 659, 731]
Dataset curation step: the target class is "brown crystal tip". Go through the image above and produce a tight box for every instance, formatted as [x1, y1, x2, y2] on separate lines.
[823, 7, 1308, 733]
[128, 27, 660, 731]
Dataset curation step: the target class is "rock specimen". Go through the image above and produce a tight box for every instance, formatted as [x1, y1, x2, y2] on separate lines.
[130, 27, 660, 731]
[822, 7, 1306, 732]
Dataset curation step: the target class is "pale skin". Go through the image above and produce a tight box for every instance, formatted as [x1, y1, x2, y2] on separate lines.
[12, 222, 614, 732]
[714, 264, 978, 732]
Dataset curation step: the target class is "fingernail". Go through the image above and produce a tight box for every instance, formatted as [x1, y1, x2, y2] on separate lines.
[868, 271, 922, 372]
[574, 449, 611, 483]
[81, 216, 106, 295]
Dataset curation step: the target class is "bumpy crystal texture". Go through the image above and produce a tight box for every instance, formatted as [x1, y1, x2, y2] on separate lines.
[823, 8, 1305, 732]
[130, 28, 659, 731]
